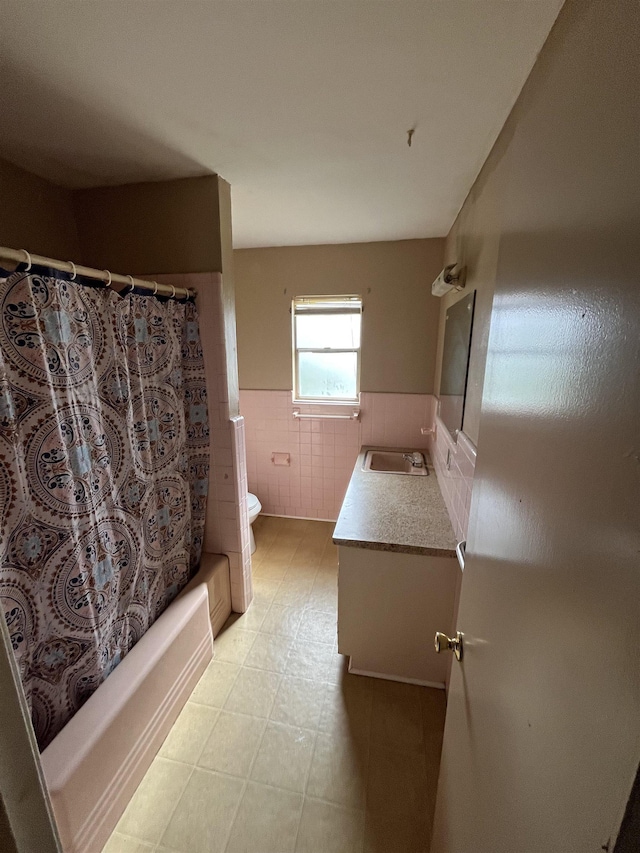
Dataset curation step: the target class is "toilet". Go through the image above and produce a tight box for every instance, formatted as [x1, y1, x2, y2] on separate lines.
[247, 492, 262, 554]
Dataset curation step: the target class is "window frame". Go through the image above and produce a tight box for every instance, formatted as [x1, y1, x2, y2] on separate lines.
[292, 295, 363, 404]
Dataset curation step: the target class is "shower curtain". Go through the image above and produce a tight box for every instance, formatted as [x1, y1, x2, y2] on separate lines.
[0, 265, 209, 750]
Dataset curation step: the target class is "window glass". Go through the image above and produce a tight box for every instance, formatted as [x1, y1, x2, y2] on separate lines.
[298, 351, 358, 400]
[295, 313, 361, 349]
[292, 296, 362, 402]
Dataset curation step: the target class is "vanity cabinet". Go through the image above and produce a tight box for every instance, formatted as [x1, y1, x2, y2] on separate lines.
[334, 446, 459, 687]
[337, 546, 457, 686]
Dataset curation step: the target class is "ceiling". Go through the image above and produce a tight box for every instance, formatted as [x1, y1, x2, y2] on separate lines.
[0, 1, 563, 248]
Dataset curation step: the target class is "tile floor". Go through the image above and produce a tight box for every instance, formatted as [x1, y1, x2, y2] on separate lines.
[103, 516, 446, 853]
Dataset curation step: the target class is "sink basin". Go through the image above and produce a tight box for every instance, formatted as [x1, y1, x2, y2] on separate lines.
[362, 450, 428, 476]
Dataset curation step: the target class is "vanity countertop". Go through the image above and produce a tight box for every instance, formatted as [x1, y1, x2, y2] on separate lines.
[333, 446, 457, 557]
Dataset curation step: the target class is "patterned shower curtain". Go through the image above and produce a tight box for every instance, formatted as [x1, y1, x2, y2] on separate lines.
[0, 265, 209, 750]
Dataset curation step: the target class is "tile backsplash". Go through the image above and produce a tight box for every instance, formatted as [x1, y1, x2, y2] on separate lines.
[430, 416, 476, 543]
[241, 390, 476, 542]
[240, 391, 434, 522]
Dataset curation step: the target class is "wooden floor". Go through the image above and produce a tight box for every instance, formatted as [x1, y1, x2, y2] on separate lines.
[104, 516, 445, 853]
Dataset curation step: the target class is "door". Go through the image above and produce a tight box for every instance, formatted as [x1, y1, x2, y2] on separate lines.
[431, 3, 640, 851]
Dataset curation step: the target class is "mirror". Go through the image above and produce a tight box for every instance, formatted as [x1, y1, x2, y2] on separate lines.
[439, 291, 476, 439]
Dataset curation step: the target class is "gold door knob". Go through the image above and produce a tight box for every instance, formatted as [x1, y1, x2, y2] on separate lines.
[434, 631, 464, 661]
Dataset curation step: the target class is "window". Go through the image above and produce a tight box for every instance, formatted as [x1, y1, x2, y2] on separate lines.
[292, 295, 362, 402]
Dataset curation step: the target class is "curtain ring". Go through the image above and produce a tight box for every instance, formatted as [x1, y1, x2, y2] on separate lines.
[103, 270, 112, 288]
[126, 275, 135, 289]
[152, 281, 159, 295]
[68, 261, 77, 280]
[170, 284, 176, 299]
[20, 249, 32, 271]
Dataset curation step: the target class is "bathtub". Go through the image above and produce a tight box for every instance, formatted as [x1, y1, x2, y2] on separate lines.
[40, 555, 228, 853]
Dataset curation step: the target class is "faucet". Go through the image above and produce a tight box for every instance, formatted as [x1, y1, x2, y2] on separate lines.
[403, 451, 427, 472]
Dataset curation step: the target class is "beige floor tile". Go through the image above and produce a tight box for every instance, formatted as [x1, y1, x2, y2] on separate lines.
[320, 541, 339, 565]
[252, 560, 289, 580]
[225, 782, 303, 853]
[421, 688, 446, 820]
[102, 833, 155, 852]
[302, 546, 327, 561]
[312, 520, 334, 537]
[313, 537, 334, 553]
[295, 798, 365, 853]
[237, 601, 269, 631]
[279, 575, 316, 593]
[116, 518, 446, 853]
[260, 604, 304, 638]
[250, 721, 316, 793]
[198, 711, 266, 778]
[364, 811, 431, 853]
[285, 640, 335, 681]
[273, 582, 313, 608]
[159, 702, 219, 764]
[291, 529, 323, 545]
[320, 677, 373, 741]
[373, 677, 424, 702]
[326, 651, 350, 685]
[244, 632, 293, 673]
[269, 536, 301, 554]
[160, 768, 244, 853]
[297, 609, 337, 644]
[266, 549, 298, 567]
[288, 556, 322, 575]
[252, 516, 280, 547]
[284, 563, 319, 582]
[214, 626, 258, 664]
[278, 520, 309, 538]
[314, 563, 339, 582]
[224, 667, 281, 717]
[190, 660, 240, 707]
[251, 577, 282, 605]
[311, 587, 338, 614]
[116, 757, 192, 844]
[367, 746, 428, 819]
[306, 732, 368, 809]
[270, 675, 327, 730]
[421, 687, 447, 750]
[370, 680, 425, 754]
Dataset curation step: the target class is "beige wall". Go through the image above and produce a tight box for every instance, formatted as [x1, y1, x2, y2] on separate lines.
[0, 163, 226, 279]
[433, 149, 509, 446]
[73, 175, 223, 275]
[0, 157, 80, 260]
[235, 239, 444, 394]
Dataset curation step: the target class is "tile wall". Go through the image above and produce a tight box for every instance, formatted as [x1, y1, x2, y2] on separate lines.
[241, 390, 477, 543]
[429, 415, 477, 542]
[152, 273, 252, 611]
[240, 391, 434, 521]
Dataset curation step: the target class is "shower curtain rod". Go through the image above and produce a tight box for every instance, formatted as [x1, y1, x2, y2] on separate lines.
[0, 246, 196, 299]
